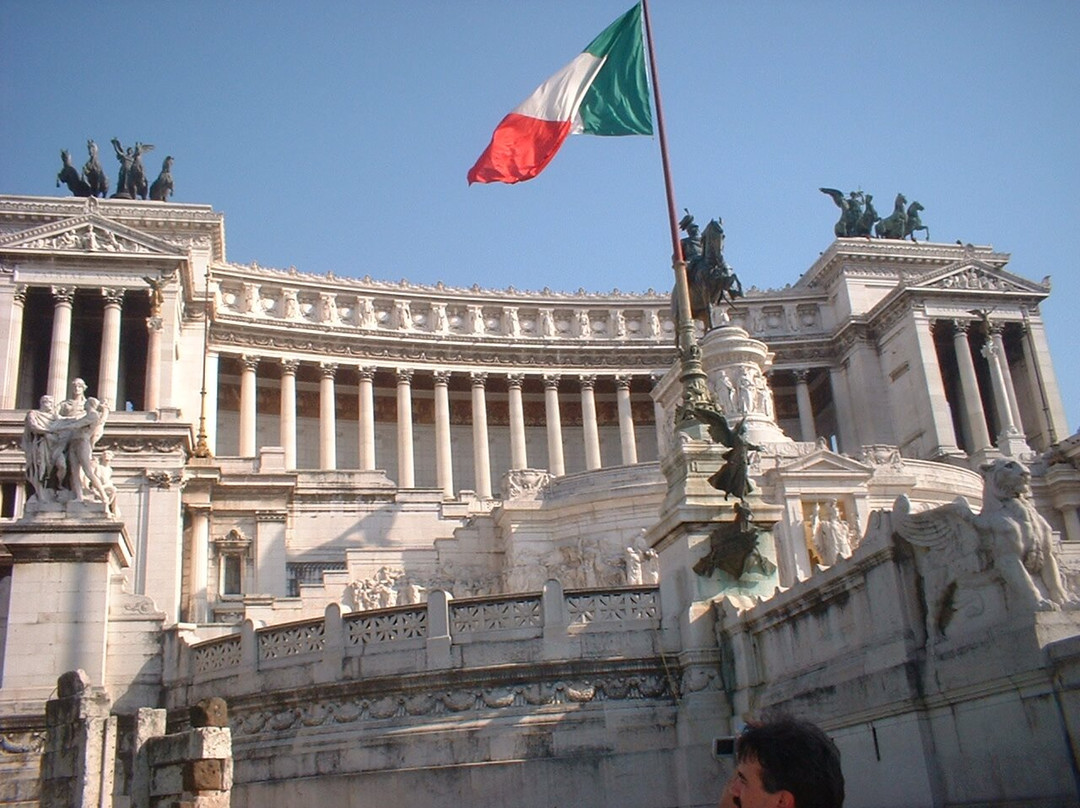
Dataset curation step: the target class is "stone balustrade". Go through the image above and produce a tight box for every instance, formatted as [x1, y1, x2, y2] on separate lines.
[172, 581, 662, 704]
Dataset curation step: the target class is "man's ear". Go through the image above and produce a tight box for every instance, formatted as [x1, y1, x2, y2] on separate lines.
[775, 790, 796, 808]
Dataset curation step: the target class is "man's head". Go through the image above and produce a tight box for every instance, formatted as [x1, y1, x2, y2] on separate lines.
[729, 717, 843, 808]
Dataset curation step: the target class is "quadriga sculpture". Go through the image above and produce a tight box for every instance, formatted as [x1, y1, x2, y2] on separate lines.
[893, 458, 1077, 638]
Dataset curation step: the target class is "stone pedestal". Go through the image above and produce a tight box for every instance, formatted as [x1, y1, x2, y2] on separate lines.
[0, 504, 131, 703]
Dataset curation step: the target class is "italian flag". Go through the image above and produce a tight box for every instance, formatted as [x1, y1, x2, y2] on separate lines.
[467, 3, 653, 185]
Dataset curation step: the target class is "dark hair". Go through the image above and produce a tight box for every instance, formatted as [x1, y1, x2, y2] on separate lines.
[735, 716, 844, 808]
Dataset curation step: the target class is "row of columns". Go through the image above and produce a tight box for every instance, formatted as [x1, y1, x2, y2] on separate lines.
[3, 285, 161, 411]
[237, 357, 642, 497]
[938, 318, 1033, 456]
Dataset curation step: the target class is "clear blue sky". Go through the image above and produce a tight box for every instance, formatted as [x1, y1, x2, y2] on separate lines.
[2, 1, 1077, 434]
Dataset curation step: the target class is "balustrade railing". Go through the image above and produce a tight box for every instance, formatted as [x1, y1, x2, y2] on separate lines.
[182, 582, 661, 687]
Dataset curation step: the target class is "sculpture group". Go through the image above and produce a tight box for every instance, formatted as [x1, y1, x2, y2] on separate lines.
[57, 139, 174, 201]
[22, 379, 115, 515]
[820, 188, 928, 241]
[893, 458, 1077, 638]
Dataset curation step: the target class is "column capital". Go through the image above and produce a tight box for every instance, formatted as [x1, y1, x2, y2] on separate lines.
[51, 286, 75, 305]
[241, 354, 261, 372]
[12, 284, 27, 305]
[101, 287, 125, 307]
[319, 361, 338, 379]
[793, 369, 811, 384]
[280, 358, 300, 375]
[542, 373, 561, 390]
[470, 371, 488, 387]
[506, 373, 525, 389]
[396, 368, 414, 384]
[578, 374, 597, 390]
[358, 365, 376, 381]
[987, 321, 1006, 337]
[613, 374, 631, 391]
[146, 315, 163, 333]
[946, 318, 973, 336]
[432, 369, 451, 385]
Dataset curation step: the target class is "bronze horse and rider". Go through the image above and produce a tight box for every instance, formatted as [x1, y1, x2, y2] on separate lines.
[677, 211, 744, 331]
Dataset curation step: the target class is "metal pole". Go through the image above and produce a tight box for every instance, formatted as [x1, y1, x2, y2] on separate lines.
[640, 0, 716, 423]
[193, 267, 212, 457]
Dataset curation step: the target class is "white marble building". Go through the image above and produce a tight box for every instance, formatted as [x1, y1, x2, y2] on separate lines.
[0, 193, 1078, 807]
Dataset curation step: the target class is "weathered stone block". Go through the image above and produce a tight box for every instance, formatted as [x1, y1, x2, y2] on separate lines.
[184, 759, 226, 792]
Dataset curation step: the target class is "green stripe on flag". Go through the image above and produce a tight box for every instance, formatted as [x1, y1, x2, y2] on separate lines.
[579, 3, 653, 136]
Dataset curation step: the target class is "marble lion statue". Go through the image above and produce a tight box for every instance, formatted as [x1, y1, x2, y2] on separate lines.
[893, 458, 1077, 637]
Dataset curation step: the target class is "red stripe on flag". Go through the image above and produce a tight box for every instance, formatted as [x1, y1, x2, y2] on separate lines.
[467, 114, 573, 185]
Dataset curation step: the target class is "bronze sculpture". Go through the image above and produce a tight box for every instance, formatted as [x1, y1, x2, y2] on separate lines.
[149, 156, 174, 202]
[56, 150, 91, 197]
[82, 140, 109, 198]
[678, 211, 743, 330]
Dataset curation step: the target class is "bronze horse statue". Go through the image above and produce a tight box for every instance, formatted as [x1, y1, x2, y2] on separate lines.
[904, 201, 929, 241]
[149, 156, 174, 202]
[56, 150, 91, 197]
[82, 140, 109, 198]
[875, 193, 908, 239]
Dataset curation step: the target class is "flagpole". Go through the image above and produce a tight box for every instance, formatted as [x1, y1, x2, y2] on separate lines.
[640, 0, 717, 425]
[193, 266, 213, 458]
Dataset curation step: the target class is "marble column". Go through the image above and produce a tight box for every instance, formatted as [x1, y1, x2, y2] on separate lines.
[614, 375, 638, 465]
[828, 365, 859, 453]
[580, 375, 601, 471]
[981, 335, 1024, 453]
[239, 355, 259, 457]
[97, 288, 124, 409]
[189, 506, 211, 624]
[319, 362, 338, 470]
[543, 374, 565, 477]
[2, 286, 26, 408]
[793, 369, 816, 443]
[1018, 323, 1052, 449]
[144, 316, 163, 411]
[651, 375, 668, 457]
[471, 372, 492, 499]
[507, 373, 528, 470]
[47, 286, 75, 401]
[396, 369, 415, 488]
[950, 321, 991, 453]
[280, 359, 298, 469]
[991, 325, 1024, 437]
[1020, 313, 1069, 442]
[433, 370, 454, 497]
[912, 312, 959, 455]
[358, 367, 376, 471]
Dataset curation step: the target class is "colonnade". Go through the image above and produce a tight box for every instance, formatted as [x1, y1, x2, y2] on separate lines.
[2, 284, 155, 411]
[930, 317, 1054, 455]
[229, 355, 650, 498]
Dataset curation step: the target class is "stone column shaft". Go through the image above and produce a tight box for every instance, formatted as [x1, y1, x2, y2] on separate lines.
[358, 367, 376, 471]
[992, 328, 1024, 435]
[828, 365, 859, 453]
[280, 359, 298, 469]
[397, 369, 415, 488]
[951, 322, 991, 452]
[580, 375, 601, 471]
[319, 363, 337, 470]
[239, 355, 259, 456]
[793, 370, 816, 443]
[97, 289, 123, 409]
[190, 507, 211, 623]
[2, 287, 26, 408]
[47, 287, 75, 401]
[615, 376, 637, 465]
[508, 375, 528, 470]
[144, 317, 163, 411]
[544, 375, 565, 477]
[434, 371, 454, 497]
[471, 373, 492, 499]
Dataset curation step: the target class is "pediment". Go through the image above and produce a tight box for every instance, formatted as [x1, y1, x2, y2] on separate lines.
[912, 260, 1049, 295]
[776, 448, 874, 476]
[0, 213, 181, 258]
